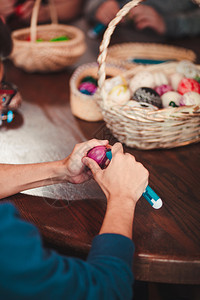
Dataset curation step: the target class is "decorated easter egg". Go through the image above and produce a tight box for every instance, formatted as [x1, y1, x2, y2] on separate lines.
[87, 145, 111, 169]
[155, 84, 173, 96]
[129, 71, 155, 94]
[78, 82, 97, 95]
[80, 76, 97, 86]
[176, 60, 200, 79]
[104, 76, 127, 93]
[132, 87, 162, 108]
[179, 91, 200, 106]
[161, 91, 181, 108]
[169, 72, 184, 91]
[153, 72, 169, 87]
[177, 78, 200, 95]
[107, 84, 131, 105]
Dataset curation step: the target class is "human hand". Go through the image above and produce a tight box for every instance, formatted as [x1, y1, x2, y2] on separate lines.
[95, 0, 120, 25]
[129, 4, 166, 35]
[15, 0, 35, 21]
[61, 139, 109, 184]
[0, 0, 16, 19]
[83, 142, 149, 206]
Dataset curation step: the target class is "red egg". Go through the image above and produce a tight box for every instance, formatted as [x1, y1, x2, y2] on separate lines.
[87, 145, 111, 169]
[177, 78, 200, 95]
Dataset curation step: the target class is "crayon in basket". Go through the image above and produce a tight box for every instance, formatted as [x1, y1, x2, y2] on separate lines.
[105, 150, 163, 210]
[88, 23, 106, 39]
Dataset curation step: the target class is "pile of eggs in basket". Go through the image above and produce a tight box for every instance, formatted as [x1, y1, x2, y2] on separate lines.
[78, 60, 200, 111]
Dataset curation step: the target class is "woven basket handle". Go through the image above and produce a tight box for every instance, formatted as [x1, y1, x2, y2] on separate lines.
[97, 0, 142, 104]
[30, 0, 58, 42]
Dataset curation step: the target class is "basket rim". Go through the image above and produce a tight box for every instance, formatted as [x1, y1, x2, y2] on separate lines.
[70, 62, 126, 100]
[11, 23, 85, 47]
[106, 42, 197, 64]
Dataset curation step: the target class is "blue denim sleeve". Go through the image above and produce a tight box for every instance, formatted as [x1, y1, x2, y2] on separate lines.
[0, 203, 134, 300]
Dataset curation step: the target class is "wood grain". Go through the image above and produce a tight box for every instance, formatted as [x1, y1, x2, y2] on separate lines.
[1, 21, 200, 284]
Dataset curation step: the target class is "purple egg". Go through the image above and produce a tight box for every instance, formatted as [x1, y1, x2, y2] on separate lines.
[87, 145, 110, 169]
[78, 82, 97, 95]
[155, 84, 173, 96]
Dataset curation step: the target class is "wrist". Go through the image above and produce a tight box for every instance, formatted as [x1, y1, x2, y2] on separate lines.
[51, 159, 70, 183]
[107, 194, 136, 211]
[99, 195, 135, 238]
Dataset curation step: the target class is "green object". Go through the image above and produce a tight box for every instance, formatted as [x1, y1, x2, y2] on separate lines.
[194, 76, 200, 83]
[36, 38, 44, 42]
[50, 36, 70, 42]
[169, 101, 179, 107]
[81, 76, 98, 86]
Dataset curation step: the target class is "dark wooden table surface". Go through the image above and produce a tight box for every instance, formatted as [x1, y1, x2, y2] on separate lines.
[1, 19, 200, 285]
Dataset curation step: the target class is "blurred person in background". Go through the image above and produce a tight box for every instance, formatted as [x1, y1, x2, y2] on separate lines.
[85, 0, 200, 38]
[0, 0, 85, 29]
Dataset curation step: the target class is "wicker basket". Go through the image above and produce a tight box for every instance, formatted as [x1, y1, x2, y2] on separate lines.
[10, 0, 86, 72]
[97, 0, 200, 149]
[70, 62, 125, 122]
[107, 42, 196, 70]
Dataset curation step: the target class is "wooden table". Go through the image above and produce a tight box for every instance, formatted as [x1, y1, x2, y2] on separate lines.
[1, 20, 200, 285]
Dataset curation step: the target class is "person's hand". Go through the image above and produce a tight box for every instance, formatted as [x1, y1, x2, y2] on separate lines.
[62, 139, 109, 184]
[83, 142, 149, 206]
[0, 0, 17, 19]
[15, 0, 35, 22]
[95, 0, 120, 25]
[129, 4, 166, 35]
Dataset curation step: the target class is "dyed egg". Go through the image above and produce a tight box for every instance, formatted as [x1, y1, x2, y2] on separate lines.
[155, 84, 173, 96]
[161, 91, 181, 108]
[87, 145, 111, 169]
[129, 71, 155, 94]
[78, 82, 97, 95]
[107, 84, 131, 105]
[169, 72, 184, 91]
[80, 76, 97, 86]
[105, 76, 127, 93]
[132, 87, 162, 108]
[179, 91, 200, 106]
[153, 72, 169, 86]
[177, 78, 200, 95]
[176, 60, 199, 79]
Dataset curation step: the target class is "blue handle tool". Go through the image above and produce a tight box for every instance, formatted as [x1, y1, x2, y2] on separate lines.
[106, 150, 163, 209]
[87, 23, 106, 39]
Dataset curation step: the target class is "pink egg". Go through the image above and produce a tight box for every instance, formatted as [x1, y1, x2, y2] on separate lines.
[87, 145, 111, 169]
[78, 82, 97, 95]
[155, 84, 173, 96]
[179, 92, 200, 106]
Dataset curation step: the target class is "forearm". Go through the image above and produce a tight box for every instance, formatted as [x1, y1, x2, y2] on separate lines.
[99, 195, 135, 239]
[0, 160, 67, 199]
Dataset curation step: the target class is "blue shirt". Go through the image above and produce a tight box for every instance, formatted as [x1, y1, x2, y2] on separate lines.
[0, 203, 134, 300]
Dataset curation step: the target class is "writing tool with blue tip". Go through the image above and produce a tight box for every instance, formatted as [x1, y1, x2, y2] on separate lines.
[106, 150, 163, 209]
[87, 23, 106, 39]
